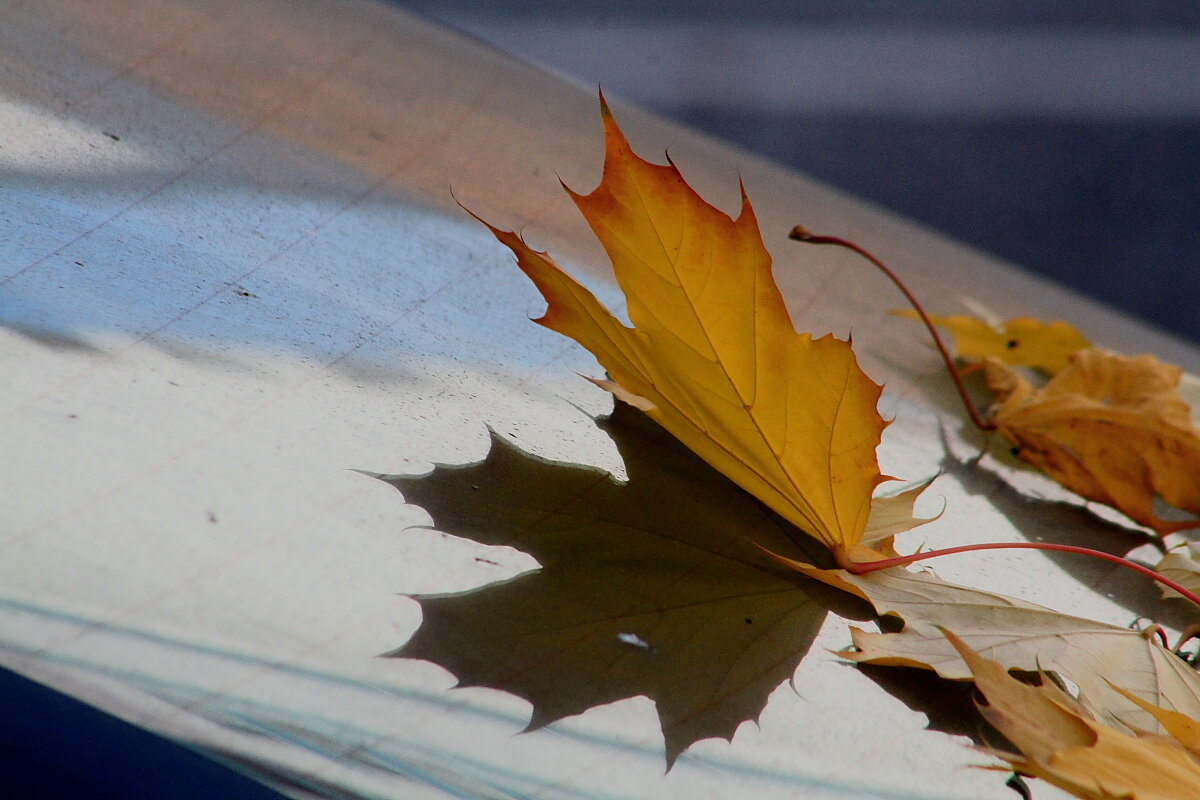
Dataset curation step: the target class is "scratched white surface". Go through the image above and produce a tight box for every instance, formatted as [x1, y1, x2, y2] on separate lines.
[4, 1, 1198, 798]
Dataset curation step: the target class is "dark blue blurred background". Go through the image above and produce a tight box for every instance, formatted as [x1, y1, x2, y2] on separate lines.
[395, 1, 1200, 343]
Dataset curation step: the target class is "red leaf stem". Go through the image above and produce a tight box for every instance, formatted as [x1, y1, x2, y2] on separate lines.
[789, 226, 996, 432]
[839, 540, 1200, 612]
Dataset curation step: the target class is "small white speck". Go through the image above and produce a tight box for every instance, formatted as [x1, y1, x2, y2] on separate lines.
[617, 632, 654, 653]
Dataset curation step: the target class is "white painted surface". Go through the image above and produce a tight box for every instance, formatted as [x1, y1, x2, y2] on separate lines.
[5, 1, 1194, 798]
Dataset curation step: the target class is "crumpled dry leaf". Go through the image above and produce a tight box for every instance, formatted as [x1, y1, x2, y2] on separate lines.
[894, 308, 1089, 372]
[1179, 371, 1200, 425]
[946, 630, 1200, 800]
[474, 96, 914, 559]
[789, 566, 1200, 735]
[985, 348, 1200, 534]
[1155, 544, 1200, 602]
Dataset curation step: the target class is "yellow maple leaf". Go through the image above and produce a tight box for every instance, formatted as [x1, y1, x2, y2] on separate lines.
[985, 348, 1200, 534]
[472, 97, 898, 559]
[945, 629, 1200, 800]
[894, 308, 1090, 373]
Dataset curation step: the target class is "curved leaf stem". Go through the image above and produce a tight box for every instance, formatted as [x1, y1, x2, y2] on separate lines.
[839, 541, 1200, 612]
[788, 226, 996, 432]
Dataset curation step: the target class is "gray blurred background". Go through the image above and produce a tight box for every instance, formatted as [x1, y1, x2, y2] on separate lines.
[393, 1, 1199, 344]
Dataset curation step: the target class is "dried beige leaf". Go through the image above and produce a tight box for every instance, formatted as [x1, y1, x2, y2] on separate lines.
[808, 567, 1200, 735]
[947, 630, 1200, 800]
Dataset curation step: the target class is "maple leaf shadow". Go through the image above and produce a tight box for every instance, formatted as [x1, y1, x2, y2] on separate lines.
[372, 400, 870, 766]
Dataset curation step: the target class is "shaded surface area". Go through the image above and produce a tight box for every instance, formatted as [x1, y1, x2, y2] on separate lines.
[380, 401, 852, 765]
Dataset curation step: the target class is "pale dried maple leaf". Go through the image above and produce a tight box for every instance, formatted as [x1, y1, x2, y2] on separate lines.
[947, 630, 1200, 800]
